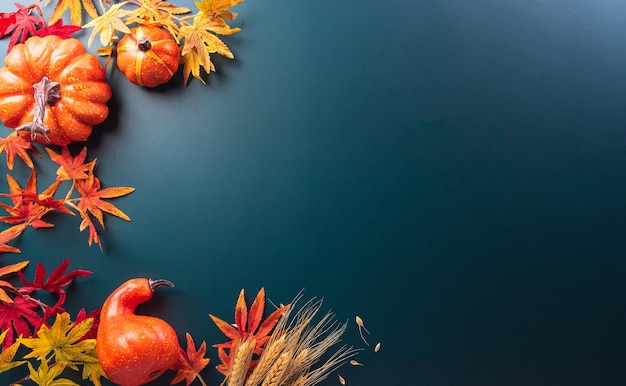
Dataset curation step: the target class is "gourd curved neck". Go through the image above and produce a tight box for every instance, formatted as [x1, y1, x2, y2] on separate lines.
[102, 279, 152, 318]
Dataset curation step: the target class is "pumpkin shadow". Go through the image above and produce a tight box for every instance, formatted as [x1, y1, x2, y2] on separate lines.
[81, 89, 122, 151]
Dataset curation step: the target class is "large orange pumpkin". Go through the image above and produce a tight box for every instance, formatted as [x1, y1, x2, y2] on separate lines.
[0, 35, 111, 146]
[116, 25, 180, 88]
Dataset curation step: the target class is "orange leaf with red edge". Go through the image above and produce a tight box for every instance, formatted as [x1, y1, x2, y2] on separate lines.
[0, 132, 42, 170]
[46, 146, 95, 181]
[210, 289, 290, 376]
[0, 171, 69, 228]
[0, 223, 27, 254]
[0, 260, 28, 303]
[255, 303, 290, 341]
[170, 333, 210, 386]
[235, 288, 248, 334]
[78, 215, 102, 249]
[247, 287, 266, 335]
[209, 314, 240, 341]
[216, 346, 231, 376]
[75, 174, 135, 227]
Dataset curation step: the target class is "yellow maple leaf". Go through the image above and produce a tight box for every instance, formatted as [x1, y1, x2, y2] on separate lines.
[26, 361, 79, 386]
[0, 329, 26, 373]
[80, 347, 106, 386]
[20, 312, 96, 369]
[180, 15, 234, 85]
[45, 0, 99, 26]
[195, 0, 244, 34]
[82, 2, 132, 47]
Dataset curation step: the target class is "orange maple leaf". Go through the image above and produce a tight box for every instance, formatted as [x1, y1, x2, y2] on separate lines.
[210, 288, 289, 375]
[70, 174, 134, 248]
[0, 171, 70, 229]
[0, 132, 42, 170]
[0, 260, 29, 303]
[171, 332, 210, 386]
[0, 223, 28, 254]
[46, 146, 96, 181]
[75, 174, 135, 227]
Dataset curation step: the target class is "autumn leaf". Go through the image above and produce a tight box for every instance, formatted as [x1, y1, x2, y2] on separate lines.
[210, 288, 289, 374]
[47, 0, 99, 26]
[3, 3, 45, 52]
[0, 329, 25, 373]
[26, 361, 79, 386]
[0, 171, 70, 229]
[33, 19, 81, 39]
[0, 12, 17, 38]
[74, 174, 134, 226]
[66, 174, 133, 248]
[180, 15, 233, 85]
[18, 258, 92, 316]
[0, 223, 28, 254]
[195, 0, 244, 35]
[21, 312, 96, 367]
[0, 131, 42, 170]
[83, 1, 131, 48]
[0, 259, 29, 303]
[171, 333, 210, 386]
[79, 215, 101, 248]
[0, 295, 43, 349]
[125, 0, 191, 39]
[80, 346, 106, 386]
[46, 147, 95, 181]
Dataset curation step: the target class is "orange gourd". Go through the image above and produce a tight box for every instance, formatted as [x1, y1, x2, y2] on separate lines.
[97, 278, 180, 386]
[116, 25, 180, 88]
[0, 35, 111, 146]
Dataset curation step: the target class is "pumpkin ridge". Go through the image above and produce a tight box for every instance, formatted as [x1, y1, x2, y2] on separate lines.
[135, 51, 145, 87]
[47, 38, 87, 79]
[144, 50, 176, 76]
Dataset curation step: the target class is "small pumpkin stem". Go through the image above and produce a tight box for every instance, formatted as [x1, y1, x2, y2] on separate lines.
[138, 37, 152, 52]
[15, 76, 60, 142]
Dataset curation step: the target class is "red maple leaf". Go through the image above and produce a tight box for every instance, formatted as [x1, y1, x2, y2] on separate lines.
[0, 12, 16, 39]
[72, 308, 100, 340]
[171, 333, 211, 386]
[3, 3, 45, 52]
[210, 288, 289, 375]
[0, 132, 43, 170]
[46, 146, 95, 181]
[18, 258, 92, 316]
[0, 170, 70, 228]
[33, 18, 81, 39]
[0, 294, 43, 349]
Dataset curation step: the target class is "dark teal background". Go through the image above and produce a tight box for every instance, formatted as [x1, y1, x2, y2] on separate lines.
[1, 0, 626, 385]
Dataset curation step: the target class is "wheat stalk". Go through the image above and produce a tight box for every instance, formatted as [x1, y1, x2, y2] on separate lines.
[245, 335, 287, 386]
[260, 351, 291, 386]
[228, 338, 255, 386]
[280, 347, 311, 385]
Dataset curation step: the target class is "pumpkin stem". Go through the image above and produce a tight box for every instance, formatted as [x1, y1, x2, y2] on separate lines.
[15, 76, 60, 142]
[138, 37, 152, 52]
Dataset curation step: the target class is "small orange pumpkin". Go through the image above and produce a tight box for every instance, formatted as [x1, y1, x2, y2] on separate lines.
[116, 26, 180, 88]
[0, 36, 112, 146]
